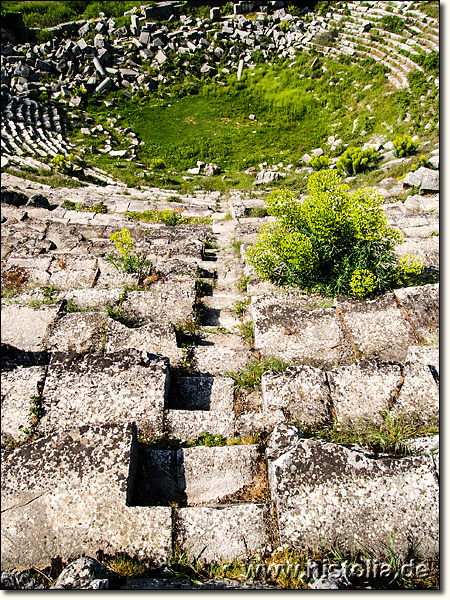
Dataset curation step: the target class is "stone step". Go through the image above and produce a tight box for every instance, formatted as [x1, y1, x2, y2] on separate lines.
[175, 503, 271, 562]
[134, 443, 263, 507]
[165, 410, 235, 440]
[168, 376, 234, 411]
[200, 295, 243, 328]
[1, 423, 172, 572]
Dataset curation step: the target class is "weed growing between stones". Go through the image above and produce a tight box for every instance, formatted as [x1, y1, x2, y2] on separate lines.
[235, 274, 250, 292]
[137, 430, 263, 449]
[126, 210, 211, 226]
[231, 297, 250, 317]
[299, 412, 439, 457]
[102, 553, 150, 578]
[246, 171, 428, 298]
[239, 322, 255, 346]
[228, 357, 290, 393]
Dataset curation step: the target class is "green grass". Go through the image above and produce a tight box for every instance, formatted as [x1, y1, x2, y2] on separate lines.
[227, 356, 290, 392]
[300, 412, 439, 457]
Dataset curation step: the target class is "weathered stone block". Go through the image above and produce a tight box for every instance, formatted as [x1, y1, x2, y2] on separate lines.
[336, 293, 416, 362]
[395, 284, 439, 345]
[45, 312, 107, 353]
[1, 305, 59, 352]
[391, 362, 439, 423]
[193, 345, 253, 376]
[176, 504, 268, 562]
[105, 319, 181, 365]
[39, 350, 168, 434]
[177, 445, 260, 505]
[165, 410, 234, 440]
[327, 359, 402, 424]
[405, 344, 439, 373]
[120, 287, 195, 326]
[261, 365, 329, 424]
[252, 295, 352, 368]
[169, 376, 234, 411]
[1, 423, 172, 570]
[1, 366, 47, 445]
[267, 431, 439, 560]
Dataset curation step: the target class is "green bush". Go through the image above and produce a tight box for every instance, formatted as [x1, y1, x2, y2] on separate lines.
[393, 135, 418, 158]
[246, 171, 423, 298]
[336, 147, 379, 176]
[307, 154, 331, 171]
[149, 157, 167, 170]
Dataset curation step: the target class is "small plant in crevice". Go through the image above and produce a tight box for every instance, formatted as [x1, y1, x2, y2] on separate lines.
[227, 356, 290, 392]
[231, 297, 250, 316]
[235, 274, 250, 292]
[299, 411, 439, 457]
[107, 228, 153, 285]
[239, 321, 255, 346]
[196, 278, 214, 297]
[231, 238, 244, 256]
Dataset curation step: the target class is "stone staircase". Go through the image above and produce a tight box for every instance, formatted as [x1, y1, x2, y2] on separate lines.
[1, 173, 439, 574]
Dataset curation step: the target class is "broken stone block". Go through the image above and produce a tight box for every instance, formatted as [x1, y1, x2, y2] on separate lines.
[169, 376, 234, 411]
[1, 365, 47, 445]
[47, 255, 99, 289]
[94, 77, 112, 94]
[45, 312, 107, 354]
[1, 305, 59, 352]
[177, 445, 260, 505]
[176, 504, 268, 562]
[252, 295, 353, 368]
[165, 410, 235, 440]
[254, 169, 280, 185]
[261, 365, 329, 425]
[204, 162, 220, 176]
[267, 433, 439, 560]
[1, 423, 172, 570]
[51, 557, 109, 590]
[39, 350, 169, 434]
[26, 194, 50, 209]
[327, 359, 402, 424]
[391, 362, 439, 423]
[336, 293, 417, 362]
[394, 284, 439, 345]
[155, 50, 167, 64]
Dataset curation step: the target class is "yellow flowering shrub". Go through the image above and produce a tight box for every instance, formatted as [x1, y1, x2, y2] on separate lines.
[246, 171, 423, 297]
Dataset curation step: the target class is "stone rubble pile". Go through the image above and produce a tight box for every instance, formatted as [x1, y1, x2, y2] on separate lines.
[0, 0, 439, 173]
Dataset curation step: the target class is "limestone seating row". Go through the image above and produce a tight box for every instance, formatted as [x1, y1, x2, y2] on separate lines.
[250, 284, 439, 368]
[261, 348, 439, 428]
[1, 420, 439, 572]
